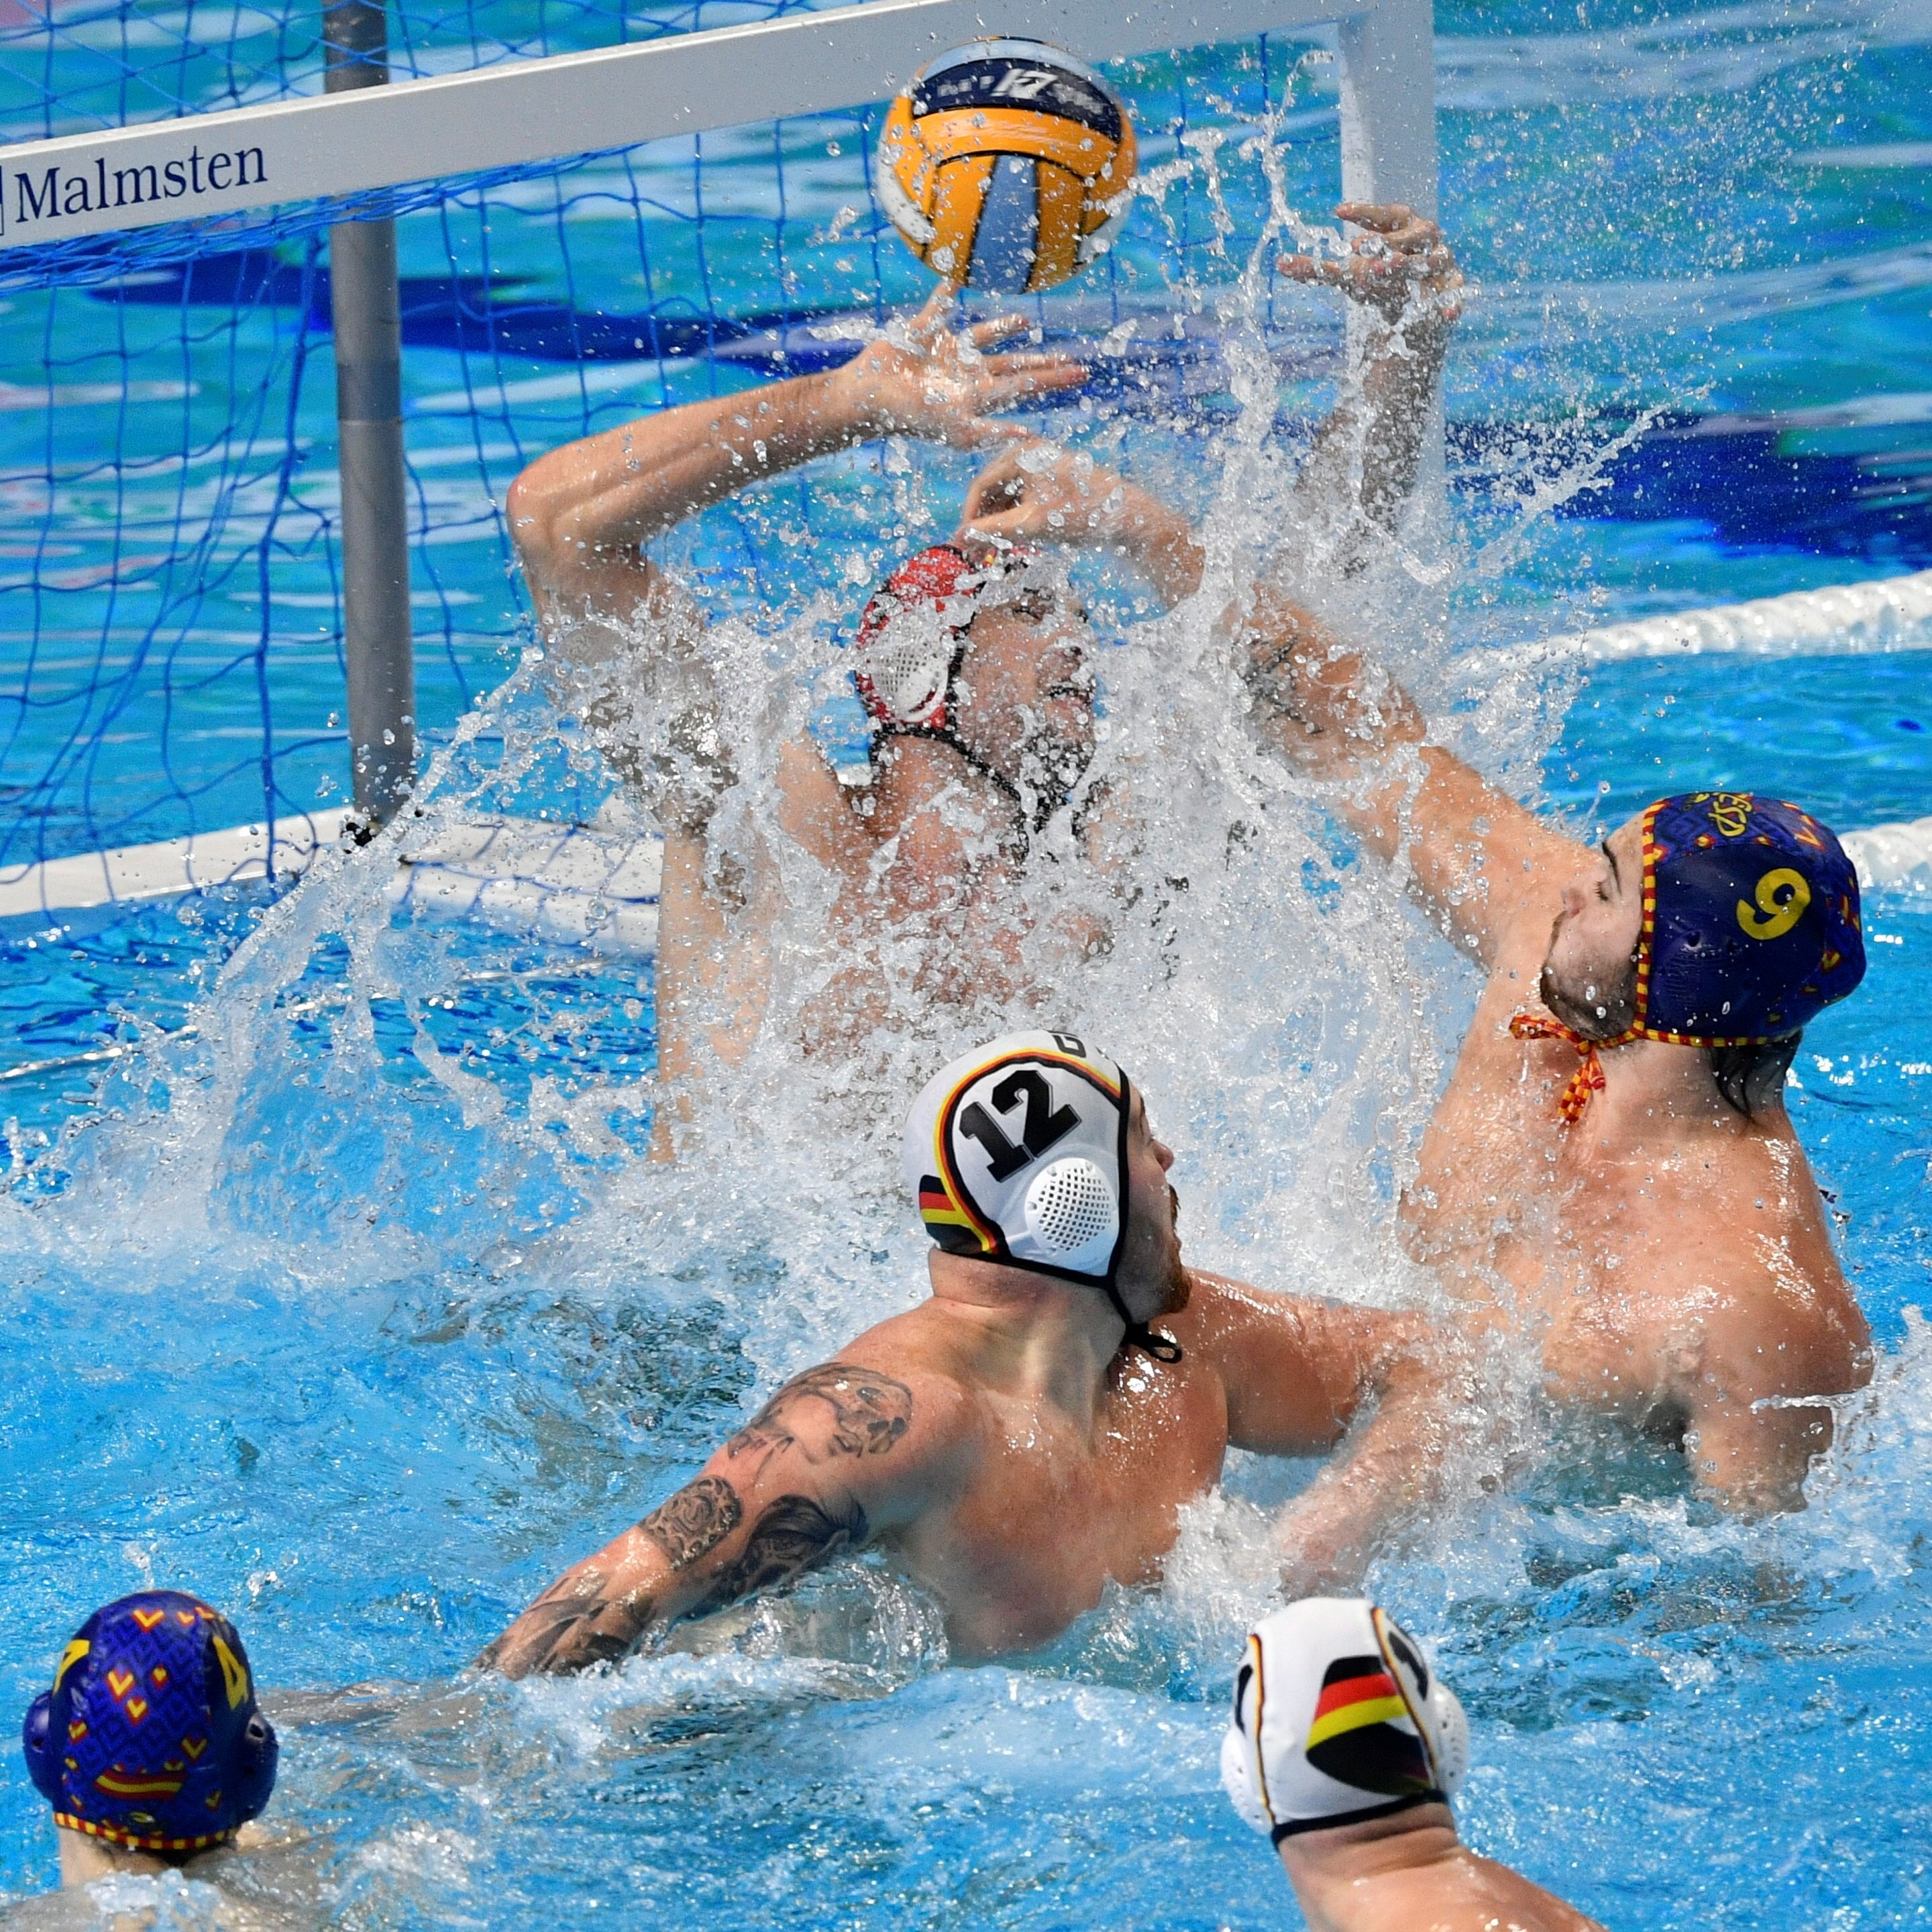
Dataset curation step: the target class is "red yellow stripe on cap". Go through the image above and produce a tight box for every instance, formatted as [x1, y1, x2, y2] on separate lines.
[918, 1179, 981, 1238]
[932, 1047, 1121, 1255]
[94, 1768, 186, 1799]
[922, 1109, 998, 1252]
[1305, 1669, 1409, 1753]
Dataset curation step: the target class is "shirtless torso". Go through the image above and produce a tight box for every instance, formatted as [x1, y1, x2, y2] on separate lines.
[1244, 598, 1871, 1510]
[486, 1083, 1440, 1674]
[506, 211, 1457, 1134]
[507, 295, 1157, 1124]
[1417, 943, 1860, 1456]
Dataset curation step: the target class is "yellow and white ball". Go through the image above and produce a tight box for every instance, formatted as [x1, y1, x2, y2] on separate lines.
[873, 38, 1137, 294]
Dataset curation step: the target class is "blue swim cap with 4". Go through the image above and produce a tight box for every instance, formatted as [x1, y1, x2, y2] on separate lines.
[21, 1591, 278, 1856]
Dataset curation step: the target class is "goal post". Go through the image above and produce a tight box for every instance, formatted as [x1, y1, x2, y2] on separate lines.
[0, 0, 1436, 840]
[0, 0, 1434, 253]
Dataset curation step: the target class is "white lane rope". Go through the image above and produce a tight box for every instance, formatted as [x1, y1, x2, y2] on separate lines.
[1457, 568, 1932, 681]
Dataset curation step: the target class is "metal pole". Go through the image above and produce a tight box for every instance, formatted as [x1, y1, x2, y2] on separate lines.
[1336, 0, 1437, 219]
[325, 0, 415, 829]
[1335, 0, 1444, 557]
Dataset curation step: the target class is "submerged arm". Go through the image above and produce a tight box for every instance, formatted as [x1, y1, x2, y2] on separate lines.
[484, 1360, 946, 1677]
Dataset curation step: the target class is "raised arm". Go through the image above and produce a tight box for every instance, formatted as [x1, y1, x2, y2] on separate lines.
[953, 439, 1205, 611]
[484, 1359, 958, 1677]
[1278, 203, 1462, 557]
[1240, 590, 1583, 966]
[508, 289, 1088, 625]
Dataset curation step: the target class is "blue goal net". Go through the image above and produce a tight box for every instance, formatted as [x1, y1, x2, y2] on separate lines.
[0, 0, 1343, 883]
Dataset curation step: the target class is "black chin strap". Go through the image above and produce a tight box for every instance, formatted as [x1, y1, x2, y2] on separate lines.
[873, 724, 1065, 839]
[1270, 1793, 1443, 1843]
[1101, 1281, 1183, 1364]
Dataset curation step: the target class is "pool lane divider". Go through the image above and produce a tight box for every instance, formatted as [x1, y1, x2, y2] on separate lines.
[1458, 567, 1932, 681]
[0, 804, 672, 956]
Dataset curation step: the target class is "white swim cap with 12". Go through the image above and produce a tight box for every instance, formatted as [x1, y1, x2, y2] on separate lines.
[903, 1029, 1130, 1283]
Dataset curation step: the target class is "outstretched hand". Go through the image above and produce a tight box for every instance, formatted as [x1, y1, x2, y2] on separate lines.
[829, 285, 1088, 449]
[955, 438, 1205, 608]
[955, 439, 1129, 551]
[1279, 202, 1462, 327]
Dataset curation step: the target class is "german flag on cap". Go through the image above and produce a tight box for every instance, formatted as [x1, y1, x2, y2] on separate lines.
[1303, 1654, 1432, 1796]
[918, 1174, 991, 1256]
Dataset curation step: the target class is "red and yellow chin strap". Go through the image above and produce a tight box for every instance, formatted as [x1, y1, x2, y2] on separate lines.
[1507, 1012, 1633, 1125]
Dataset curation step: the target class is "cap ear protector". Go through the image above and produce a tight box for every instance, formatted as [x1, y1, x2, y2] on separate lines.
[904, 1029, 1179, 1360]
[22, 1591, 278, 1856]
[853, 544, 1049, 731]
[853, 544, 983, 733]
[1222, 1598, 1466, 1843]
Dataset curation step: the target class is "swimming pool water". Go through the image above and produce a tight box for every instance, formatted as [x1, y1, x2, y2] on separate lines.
[4, 2, 1932, 1927]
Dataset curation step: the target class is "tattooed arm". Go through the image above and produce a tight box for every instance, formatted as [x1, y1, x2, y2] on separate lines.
[484, 1359, 949, 1678]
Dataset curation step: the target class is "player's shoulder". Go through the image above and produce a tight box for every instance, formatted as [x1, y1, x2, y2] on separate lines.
[1688, 1273, 1871, 1405]
[1167, 1269, 1269, 1326]
[1668, 1165, 1870, 1380]
[1163, 1270, 1326, 1358]
[805, 1314, 984, 1443]
[723, 1341, 979, 1509]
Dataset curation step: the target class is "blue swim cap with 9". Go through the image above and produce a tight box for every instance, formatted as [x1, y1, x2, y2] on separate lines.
[1515, 792, 1866, 1124]
[22, 1591, 278, 1856]
[1639, 792, 1864, 1041]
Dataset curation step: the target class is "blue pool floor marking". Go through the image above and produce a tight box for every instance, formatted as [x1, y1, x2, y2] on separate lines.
[101, 254, 1932, 564]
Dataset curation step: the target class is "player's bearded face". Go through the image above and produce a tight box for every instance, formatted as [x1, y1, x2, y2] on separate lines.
[954, 598, 1097, 794]
[1540, 945, 1638, 1042]
[1120, 1115, 1189, 1321]
[1155, 1183, 1189, 1313]
[1540, 820, 1646, 1041]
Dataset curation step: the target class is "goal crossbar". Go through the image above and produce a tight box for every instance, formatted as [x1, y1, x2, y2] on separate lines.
[0, 0, 1411, 254]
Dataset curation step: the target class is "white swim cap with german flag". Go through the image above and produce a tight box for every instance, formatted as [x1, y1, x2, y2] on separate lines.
[1222, 1599, 1468, 1842]
[902, 1030, 1129, 1285]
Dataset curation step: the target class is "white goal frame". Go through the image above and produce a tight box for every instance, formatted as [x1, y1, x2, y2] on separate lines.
[0, 0, 1434, 252]
[0, 0, 1435, 856]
